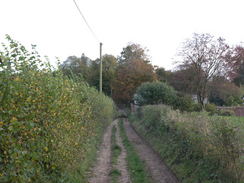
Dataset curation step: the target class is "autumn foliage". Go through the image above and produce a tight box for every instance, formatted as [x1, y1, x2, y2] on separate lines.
[0, 36, 115, 182]
[112, 44, 156, 105]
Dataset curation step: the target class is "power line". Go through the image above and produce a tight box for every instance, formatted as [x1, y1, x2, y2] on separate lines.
[72, 0, 103, 93]
[72, 0, 99, 42]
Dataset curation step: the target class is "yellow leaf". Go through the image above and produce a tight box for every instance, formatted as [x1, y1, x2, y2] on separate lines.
[10, 117, 17, 123]
[44, 147, 48, 152]
[14, 77, 20, 81]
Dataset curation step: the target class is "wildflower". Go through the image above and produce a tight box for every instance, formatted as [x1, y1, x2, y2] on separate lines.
[0, 121, 3, 127]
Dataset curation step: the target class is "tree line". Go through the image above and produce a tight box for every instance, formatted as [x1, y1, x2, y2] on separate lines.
[60, 33, 244, 108]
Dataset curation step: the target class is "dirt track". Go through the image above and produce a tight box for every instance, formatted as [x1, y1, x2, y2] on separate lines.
[124, 119, 179, 183]
[89, 119, 179, 183]
[88, 122, 112, 183]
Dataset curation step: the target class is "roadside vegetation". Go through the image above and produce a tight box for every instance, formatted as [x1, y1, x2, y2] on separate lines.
[128, 34, 244, 182]
[1, 30, 244, 183]
[134, 81, 201, 112]
[118, 119, 151, 183]
[0, 36, 115, 183]
[130, 105, 243, 183]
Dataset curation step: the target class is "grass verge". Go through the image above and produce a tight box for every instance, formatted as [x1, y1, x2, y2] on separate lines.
[110, 125, 122, 183]
[65, 125, 105, 183]
[118, 119, 151, 183]
[129, 105, 243, 183]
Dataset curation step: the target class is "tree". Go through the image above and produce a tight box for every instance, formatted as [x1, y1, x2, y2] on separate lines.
[118, 43, 150, 64]
[112, 60, 156, 105]
[208, 76, 242, 106]
[89, 54, 117, 96]
[227, 46, 244, 86]
[61, 54, 91, 80]
[167, 66, 198, 94]
[179, 33, 230, 106]
[155, 67, 171, 83]
[112, 43, 156, 105]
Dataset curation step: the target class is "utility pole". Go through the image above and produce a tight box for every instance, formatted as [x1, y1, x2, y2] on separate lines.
[99, 42, 103, 93]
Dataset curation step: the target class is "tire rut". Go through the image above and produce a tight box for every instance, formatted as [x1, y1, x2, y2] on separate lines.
[124, 119, 179, 183]
[89, 122, 113, 183]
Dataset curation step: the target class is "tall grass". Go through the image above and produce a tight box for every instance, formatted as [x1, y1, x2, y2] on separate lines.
[130, 105, 243, 183]
[0, 36, 115, 182]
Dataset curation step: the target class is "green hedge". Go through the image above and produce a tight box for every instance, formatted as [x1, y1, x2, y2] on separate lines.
[134, 81, 201, 112]
[130, 105, 243, 183]
[0, 36, 115, 182]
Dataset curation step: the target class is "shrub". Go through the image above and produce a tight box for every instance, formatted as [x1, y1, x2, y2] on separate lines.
[217, 109, 235, 116]
[172, 94, 195, 112]
[134, 81, 177, 106]
[205, 103, 217, 113]
[134, 82, 199, 112]
[192, 103, 202, 112]
[226, 96, 243, 106]
[130, 105, 242, 183]
[0, 36, 115, 183]
[208, 76, 242, 106]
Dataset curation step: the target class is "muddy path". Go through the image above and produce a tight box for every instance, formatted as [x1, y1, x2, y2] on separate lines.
[123, 119, 179, 183]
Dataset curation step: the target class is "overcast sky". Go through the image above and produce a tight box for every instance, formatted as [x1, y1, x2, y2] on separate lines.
[1, 0, 244, 70]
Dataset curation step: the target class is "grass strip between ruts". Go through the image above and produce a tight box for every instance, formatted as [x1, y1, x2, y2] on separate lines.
[110, 125, 122, 183]
[118, 119, 151, 183]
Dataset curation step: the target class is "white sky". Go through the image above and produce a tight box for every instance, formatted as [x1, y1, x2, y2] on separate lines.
[1, 0, 244, 70]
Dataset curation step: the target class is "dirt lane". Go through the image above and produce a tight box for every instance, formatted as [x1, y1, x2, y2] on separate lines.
[89, 119, 178, 183]
[89, 120, 131, 183]
[124, 119, 179, 183]
[89, 123, 113, 183]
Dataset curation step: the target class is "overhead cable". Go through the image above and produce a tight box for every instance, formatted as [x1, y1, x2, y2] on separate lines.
[72, 0, 99, 42]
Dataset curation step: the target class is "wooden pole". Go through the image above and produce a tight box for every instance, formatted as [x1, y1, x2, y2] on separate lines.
[99, 42, 103, 93]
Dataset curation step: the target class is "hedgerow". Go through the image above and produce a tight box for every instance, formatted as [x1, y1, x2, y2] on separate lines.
[130, 105, 243, 183]
[134, 81, 201, 112]
[0, 35, 115, 182]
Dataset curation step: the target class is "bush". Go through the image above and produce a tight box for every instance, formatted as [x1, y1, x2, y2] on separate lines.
[130, 105, 242, 183]
[205, 103, 217, 113]
[208, 77, 242, 106]
[134, 82, 199, 112]
[172, 94, 195, 112]
[192, 103, 202, 112]
[0, 36, 115, 183]
[134, 81, 177, 106]
[226, 96, 243, 106]
[217, 109, 235, 116]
